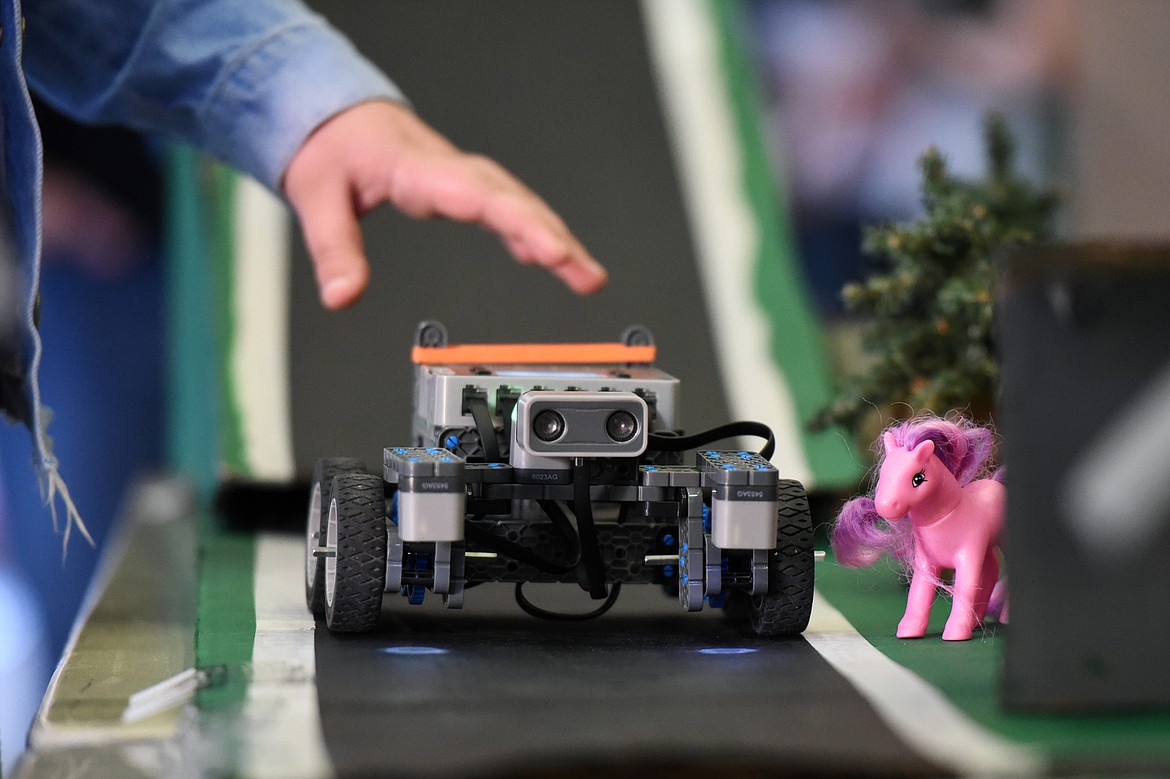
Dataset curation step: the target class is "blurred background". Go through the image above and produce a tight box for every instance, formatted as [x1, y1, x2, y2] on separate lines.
[749, 0, 1072, 317]
[4, 0, 1170, 773]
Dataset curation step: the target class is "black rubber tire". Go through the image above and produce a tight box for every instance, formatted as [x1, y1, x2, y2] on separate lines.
[325, 473, 387, 633]
[306, 458, 366, 617]
[734, 479, 815, 637]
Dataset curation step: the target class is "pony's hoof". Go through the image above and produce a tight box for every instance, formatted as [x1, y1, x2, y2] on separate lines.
[942, 624, 974, 641]
[896, 619, 927, 639]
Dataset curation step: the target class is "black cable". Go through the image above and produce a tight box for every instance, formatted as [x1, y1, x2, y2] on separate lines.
[466, 394, 502, 463]
[536, 499, 582, 563]
[514, 582, 622, 621]
[648, 421, 776, 461]
[572, 459, 610, 599]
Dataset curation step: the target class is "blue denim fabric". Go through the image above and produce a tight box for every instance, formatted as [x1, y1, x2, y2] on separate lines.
[24, 0, 405, 189]
[3, 0, 403, 486]
[2, 0, 52, 483]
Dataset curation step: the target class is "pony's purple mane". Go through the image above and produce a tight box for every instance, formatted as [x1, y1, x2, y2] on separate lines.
[884, 415, 996, 487]
[831, 414, 997, 571]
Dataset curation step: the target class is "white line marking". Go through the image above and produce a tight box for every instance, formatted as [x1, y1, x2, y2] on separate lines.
[240, 533, 333, 778]
[640, 0, 814, 486]
[806, 591, 1049, 777]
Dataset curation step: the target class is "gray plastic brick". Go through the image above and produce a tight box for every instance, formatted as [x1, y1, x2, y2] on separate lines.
[639, 466, 673, 488]
[384, 446, 465, 478]
[698, 450, 777, 486]
[639, 465, 702, 488]
[668, 469, 702, 488]
[464, 462, 513, 484]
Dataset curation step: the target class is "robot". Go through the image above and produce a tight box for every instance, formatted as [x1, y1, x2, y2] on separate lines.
[305, 321, 814, 637]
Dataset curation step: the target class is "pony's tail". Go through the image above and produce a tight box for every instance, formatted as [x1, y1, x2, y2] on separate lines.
[831, 496, 896, 568]
[988, 578, 1009, 624]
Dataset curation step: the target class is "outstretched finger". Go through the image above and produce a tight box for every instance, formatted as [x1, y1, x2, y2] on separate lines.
[287, 178, 370, 309]
[471, 175, 607, 294]
[502, 226, 608, 294]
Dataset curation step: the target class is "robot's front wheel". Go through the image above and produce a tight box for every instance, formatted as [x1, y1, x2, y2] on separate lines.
[305, 458, 367, 618]
[732, 479, 815, 637]
[324, 473, 387, 633]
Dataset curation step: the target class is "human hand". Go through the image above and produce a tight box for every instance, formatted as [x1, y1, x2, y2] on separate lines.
[282, 100, 608, 309]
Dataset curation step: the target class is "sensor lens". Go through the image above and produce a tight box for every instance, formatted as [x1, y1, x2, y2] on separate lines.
[532, 409, 566, 442]
[606, 410, 639, 442]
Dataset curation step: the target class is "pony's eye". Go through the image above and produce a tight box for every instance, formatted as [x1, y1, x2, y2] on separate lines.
[911, 471, 926, 488]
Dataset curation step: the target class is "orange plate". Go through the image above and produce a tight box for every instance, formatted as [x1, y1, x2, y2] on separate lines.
[411, 343, 656, 365]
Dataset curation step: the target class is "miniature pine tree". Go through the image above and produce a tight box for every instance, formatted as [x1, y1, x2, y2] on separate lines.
[811, 115, 1059, 437]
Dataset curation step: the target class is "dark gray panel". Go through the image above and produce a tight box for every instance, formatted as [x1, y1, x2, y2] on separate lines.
[289, 2, 728, 473]
[998, 245, 1170, 710]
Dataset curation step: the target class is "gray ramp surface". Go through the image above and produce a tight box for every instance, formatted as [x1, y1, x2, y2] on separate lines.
[314, 585, 943, 778]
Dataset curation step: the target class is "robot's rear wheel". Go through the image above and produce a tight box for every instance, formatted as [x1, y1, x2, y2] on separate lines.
[305, 458, 367, 618]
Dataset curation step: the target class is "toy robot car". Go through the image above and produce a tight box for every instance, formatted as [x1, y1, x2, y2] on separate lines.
[305, 321, 814, 637]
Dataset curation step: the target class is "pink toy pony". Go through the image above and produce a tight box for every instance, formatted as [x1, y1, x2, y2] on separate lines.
[832, 415, 1006, 641]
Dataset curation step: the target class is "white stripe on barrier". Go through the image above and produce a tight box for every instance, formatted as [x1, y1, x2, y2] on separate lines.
[231, 177, 296, 482]
[240, 533, 333, 778]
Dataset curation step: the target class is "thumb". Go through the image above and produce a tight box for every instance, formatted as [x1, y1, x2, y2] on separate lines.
[287, 178, 370, 310]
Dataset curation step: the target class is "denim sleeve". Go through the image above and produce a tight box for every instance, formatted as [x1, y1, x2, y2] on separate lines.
[22, 0, 407, 191]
